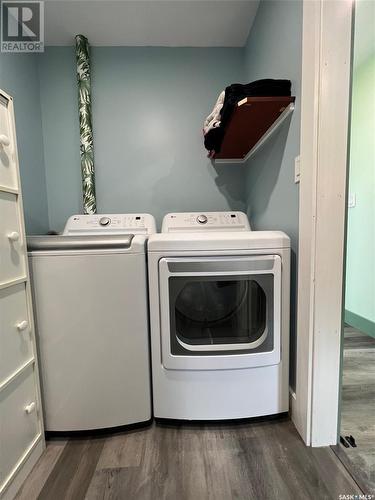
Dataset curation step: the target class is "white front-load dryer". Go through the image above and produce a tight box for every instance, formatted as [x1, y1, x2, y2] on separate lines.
[148, 211, 290, 420]
[28, 213, 156, 432]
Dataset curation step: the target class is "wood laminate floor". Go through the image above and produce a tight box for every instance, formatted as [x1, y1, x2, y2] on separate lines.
[332, 327, 375, 495]
[16, 417, 362, 500]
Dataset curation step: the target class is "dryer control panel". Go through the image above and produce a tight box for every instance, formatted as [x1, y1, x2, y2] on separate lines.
[162, 211, 251, 233]
[63, 213, 157, 235]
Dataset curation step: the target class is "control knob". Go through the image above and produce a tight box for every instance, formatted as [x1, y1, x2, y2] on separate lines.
[99, 217, 111, 226]
[196, 214, 208, 224]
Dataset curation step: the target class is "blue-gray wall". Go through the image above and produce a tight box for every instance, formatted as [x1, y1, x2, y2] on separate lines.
[38, 47, 246, 230]
[244, 0, 302, 388]
[37, 47, 82, 232]
[0, 54, 49, 234]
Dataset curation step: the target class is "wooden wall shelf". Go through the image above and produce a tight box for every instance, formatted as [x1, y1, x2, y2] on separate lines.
[214, 96, 295, 164]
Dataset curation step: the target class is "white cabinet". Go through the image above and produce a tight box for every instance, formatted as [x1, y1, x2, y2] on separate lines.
[0, 94, 17, 191]
[0, 284, 33, 382]
[0, 366, 41, 487]
[0, 191, 26, 286]
[0, 89, 45, 500]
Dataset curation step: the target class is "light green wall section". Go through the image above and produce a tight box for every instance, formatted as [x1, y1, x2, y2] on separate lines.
[345, 310, 375, 338]
[37, 47, 246, 231]
[0, 53, 49, 234]
[37, 47, 83, 232]
[345, 55, 375, 336]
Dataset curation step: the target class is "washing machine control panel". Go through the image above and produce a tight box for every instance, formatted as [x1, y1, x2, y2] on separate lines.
[162, 211, 251, 233]
[63, 214, 157, 235]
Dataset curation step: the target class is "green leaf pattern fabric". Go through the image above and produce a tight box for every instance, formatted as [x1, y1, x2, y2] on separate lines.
[76, 35, 96, 214]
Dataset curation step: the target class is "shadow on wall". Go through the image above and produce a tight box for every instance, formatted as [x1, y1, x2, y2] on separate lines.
[245, 115, 292, 219]
[210, 162, 247, 212]
[144, 154, 247, 219]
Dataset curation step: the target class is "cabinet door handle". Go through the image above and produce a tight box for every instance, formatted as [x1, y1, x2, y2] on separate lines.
[7, 231, 20, 242]
[0, 134, 10, 147]
[16, 320, 29, 331]
[25, 402, 36, 414]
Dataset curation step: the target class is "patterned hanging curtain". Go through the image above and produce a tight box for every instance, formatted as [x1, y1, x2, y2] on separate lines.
[75, 34, 96, 214]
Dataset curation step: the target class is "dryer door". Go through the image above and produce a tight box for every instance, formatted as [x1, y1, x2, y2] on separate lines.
[159, 255, 282, 370]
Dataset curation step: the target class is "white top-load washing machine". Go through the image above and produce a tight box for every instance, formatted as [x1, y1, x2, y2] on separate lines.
[148, 211, 290, 420]
[27, 213, 156, 432]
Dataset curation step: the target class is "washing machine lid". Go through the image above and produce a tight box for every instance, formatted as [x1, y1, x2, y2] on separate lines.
[27, 234, 134, 252]
[27, 234, 148, 255]
[161, 211, 251, 233]
[148, 231, 290, 252]
[63, 213, 156, 236]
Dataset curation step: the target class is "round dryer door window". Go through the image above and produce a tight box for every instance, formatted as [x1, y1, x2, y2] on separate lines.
[169, 274, 274, 355]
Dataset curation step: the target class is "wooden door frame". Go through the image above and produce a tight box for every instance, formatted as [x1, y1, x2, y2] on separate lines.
[292, 0, 353, 446]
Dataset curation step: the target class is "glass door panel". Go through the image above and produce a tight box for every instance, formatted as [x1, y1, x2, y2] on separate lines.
[169, 274, 274, 355]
